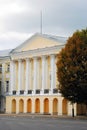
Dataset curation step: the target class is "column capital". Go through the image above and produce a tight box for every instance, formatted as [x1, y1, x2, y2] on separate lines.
[41, 55, 48, 60]
[50, 54, 56, 58]
[25, 58, 31, 62]
[18, 59, 22, 62]
[33, 56, 38, 60]
[10, 60, 15, 64]
[42, 55, 46, 58]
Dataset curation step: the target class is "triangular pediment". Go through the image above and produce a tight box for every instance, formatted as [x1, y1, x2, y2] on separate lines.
[12, 33, 66, 53]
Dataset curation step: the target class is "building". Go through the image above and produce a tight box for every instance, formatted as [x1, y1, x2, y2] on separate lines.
[0, 33, 86, 115]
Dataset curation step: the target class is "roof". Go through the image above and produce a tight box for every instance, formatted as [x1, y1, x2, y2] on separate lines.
[11, 33, 67, 53]
[0, 49, 12, 57]
[40, 33, 67, 43]
[0, 33, 68, 57]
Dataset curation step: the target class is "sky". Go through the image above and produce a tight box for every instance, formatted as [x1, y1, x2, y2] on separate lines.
[0, 0, 87, 50]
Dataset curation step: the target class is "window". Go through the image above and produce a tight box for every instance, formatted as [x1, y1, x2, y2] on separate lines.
[6, 81, 9, 92]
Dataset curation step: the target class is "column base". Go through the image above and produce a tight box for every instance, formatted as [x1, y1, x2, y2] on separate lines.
[41, 90, 44, 95]
[32, 90, 35, 95]
[49, 89, 53, 95]
[58, 113, 62, 116]
[58, 93, 61, 96]
[16, 91, 20, 95]
[24, 91, 27, 95]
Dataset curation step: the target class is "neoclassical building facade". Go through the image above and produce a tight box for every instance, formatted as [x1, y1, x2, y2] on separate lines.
[0, 33, 86, 115]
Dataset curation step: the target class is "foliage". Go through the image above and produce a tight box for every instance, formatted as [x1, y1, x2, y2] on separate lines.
[56, 29, 87, 104]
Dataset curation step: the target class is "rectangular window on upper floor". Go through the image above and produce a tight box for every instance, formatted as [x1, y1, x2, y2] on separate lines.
[6, 81, 9, 92]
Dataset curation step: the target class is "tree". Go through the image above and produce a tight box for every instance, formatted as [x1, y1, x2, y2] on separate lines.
[56, 29, 87, 117]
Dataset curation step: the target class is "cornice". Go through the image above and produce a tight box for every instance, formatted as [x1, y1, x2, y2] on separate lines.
[10, 45, 64, 60]
[0, 56, 10, 63]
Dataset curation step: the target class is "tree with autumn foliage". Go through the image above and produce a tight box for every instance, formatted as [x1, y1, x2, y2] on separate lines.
[56, 29, 87, 116]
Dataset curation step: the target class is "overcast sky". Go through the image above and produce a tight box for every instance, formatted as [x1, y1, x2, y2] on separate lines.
[0, 0, 87, 50]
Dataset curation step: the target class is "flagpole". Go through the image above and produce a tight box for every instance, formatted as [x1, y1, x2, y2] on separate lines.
[40, 11, 42, 34]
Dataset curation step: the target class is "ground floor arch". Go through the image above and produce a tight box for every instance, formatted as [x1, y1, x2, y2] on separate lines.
[53, 98, 58, 115]
[62, 99, 68, 115]
[27, 99, 32, 113]
[12, 99, 16, 113]
[6, 96, 78, 116]
[19, 99, 24, 113]
[44, 98, 49, 114]
[35, 98, 40, 113]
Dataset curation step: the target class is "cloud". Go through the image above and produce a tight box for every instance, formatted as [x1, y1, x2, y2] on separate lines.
[0, 0, 87, 50]
[0, 32, 33, 50]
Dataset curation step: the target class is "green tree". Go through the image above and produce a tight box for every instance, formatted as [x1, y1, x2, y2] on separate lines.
[56, 29, 87, 116]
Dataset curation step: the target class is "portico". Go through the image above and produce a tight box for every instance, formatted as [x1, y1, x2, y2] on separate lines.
[9, 54, 57, 96]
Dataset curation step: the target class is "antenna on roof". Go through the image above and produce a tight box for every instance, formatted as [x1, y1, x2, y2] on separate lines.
[40, 10, 42, 34]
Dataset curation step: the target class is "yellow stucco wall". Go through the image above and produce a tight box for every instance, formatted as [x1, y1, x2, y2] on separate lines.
[21, 36, 59, 51]
[6, 95, 77, 116]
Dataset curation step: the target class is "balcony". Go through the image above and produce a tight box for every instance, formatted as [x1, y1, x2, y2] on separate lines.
[44, 89, 49, 94]
[36, 89, 40, 94]
[28, 90, 32, 94]
[20, 90, 24, 95]
[13, 90, 16, 95]
[53, 88, 58, 93]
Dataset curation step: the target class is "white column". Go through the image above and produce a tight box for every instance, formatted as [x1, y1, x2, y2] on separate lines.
[17, 59, 22, 95]
[14, 62, 16, 90]
[25, 58, 30, 94]
[21, 61, 24, 90]
[41, 56, 46, 94]
[33, 57, 37, 94]
[46, 57, 48, 89]
[37, 59, 40, 89]
[10, 60, 15, 95]
[50, 54, 56, 94]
